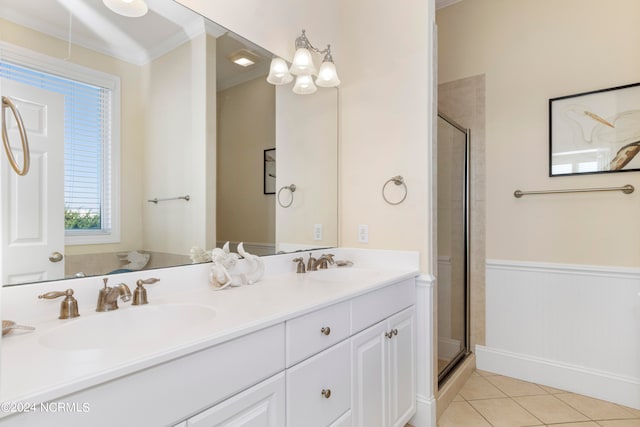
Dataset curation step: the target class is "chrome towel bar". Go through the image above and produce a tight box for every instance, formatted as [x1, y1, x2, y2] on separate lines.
[147, 195, 190, 204]
[514, 184, 634, 198]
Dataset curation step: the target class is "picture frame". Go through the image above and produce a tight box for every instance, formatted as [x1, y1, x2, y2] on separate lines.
[549, 82, 640, 176]
[264, 148, 276, 194]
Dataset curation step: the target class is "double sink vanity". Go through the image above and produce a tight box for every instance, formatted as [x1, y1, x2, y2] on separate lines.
[0, 249, 421, 427]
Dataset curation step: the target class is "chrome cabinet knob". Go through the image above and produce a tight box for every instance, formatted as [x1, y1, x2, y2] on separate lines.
[320, 326, 331, 336]
[321, 389, 332, 399]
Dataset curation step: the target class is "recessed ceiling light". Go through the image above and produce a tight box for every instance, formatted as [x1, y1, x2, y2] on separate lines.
[103, 0, 149, 18]
[228, 50, 260, 68]
[233, 57, 255, 67]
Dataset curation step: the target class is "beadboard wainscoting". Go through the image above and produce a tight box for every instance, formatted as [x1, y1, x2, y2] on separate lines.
[477, 260, 640, 410]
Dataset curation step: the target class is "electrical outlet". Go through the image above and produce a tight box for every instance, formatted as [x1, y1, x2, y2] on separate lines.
[314, 224, 323, 241]
[358, 224, 369, 244]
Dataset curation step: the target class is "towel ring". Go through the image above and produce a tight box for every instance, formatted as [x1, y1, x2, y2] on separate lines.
[277, 184, 296, 208]
[1, 96, 30, 176]
[382, 175, 407, 205]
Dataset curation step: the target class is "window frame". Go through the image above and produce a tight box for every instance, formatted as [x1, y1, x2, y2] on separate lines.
[0, 41, 121, 245]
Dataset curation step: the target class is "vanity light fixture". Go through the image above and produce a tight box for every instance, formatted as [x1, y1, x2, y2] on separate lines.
[103, 0, 149, 18]
[266, 29, 340, 95]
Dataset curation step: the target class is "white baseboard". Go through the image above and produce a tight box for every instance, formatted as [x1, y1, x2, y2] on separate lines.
[410, 396, 436, 427]
[476, 345, 640, 410]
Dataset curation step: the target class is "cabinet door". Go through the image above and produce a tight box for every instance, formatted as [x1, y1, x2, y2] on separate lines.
[351, 320, 387, 427]
[186, 373, 285, 427]
[387, 306, 416, 427]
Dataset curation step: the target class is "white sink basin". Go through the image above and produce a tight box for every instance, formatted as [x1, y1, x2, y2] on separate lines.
[307, 268, 376, 283]
[39, 304, 216, 351]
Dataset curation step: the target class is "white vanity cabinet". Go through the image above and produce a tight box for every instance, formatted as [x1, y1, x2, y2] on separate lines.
[0, 272, 418, 427]
[351, 306, 416, 427]
[174, 278, 416, 427]
[285, 277, 416, 427]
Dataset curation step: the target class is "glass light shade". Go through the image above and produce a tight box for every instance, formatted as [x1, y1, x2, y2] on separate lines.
[103, 0, 148, 17]
[266, 58, 293, 85]
[292, 75, 317, 95]
[289, 48, 317, 76]
[315, 61, 340, 87]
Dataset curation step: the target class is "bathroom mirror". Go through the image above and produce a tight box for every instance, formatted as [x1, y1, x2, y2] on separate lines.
[0, 0, 338, 285]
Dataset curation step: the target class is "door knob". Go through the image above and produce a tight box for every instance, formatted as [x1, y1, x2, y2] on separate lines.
[49, 251, 64, 263]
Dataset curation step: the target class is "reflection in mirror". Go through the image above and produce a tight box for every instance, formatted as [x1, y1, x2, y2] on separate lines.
[0, 0, 337, 286]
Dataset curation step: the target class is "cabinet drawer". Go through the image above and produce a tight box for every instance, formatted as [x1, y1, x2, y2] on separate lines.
[351, 278, 415, 334]
[285, 300, 350, 366]
[286, 340, 350, 427]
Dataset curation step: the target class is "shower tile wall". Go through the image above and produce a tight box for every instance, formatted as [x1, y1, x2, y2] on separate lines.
[438, 75, 486, 352]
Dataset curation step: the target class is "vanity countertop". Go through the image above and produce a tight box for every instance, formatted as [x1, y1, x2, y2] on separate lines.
[0, 248, 419, 412]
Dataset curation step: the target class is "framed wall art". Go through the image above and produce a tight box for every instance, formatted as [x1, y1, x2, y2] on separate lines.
[549, 82, 640, 176]
[264, 148, 276, 194]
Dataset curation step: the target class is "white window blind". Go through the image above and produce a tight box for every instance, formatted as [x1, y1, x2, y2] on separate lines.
[0, 60, 113, 236]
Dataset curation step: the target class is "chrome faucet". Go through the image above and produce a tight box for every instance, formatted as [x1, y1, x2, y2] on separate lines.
[96, 278, 132, 312]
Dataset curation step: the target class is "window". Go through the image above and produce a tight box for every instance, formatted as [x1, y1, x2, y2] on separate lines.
[0, 43, 120, 244]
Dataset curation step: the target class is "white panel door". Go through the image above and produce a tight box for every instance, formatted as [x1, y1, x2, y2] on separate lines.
[351, 320, 387, 427]
[1, 79, 64, 284]
[387, 306, 416, 427]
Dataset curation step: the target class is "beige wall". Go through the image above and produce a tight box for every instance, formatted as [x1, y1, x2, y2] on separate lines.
[177, 0, 437, 272]
[217, 76, 275, 246]
[438, 0, 640, 267]
[0, 18, 145, 256]
[275, 86, 337, 250]
[338, 1, 434, 272]
[143, 34, 216, 254]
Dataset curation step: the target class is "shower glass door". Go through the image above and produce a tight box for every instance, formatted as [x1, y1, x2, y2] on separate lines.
[437, 113, 470, 383]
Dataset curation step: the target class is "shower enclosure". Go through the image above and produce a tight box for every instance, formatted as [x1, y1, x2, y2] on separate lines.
[437, 113, 470, 384]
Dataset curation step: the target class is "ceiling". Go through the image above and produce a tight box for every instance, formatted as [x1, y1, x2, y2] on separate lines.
[0, 0, 272, 88]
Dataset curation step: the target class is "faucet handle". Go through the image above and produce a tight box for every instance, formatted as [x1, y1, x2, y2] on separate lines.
[38, 289, 79, 319]
[133, 277, 160, 305]
[293, 257, 306, 274]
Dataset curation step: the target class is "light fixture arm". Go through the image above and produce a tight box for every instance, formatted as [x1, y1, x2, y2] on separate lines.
[295, 29, 332, 59]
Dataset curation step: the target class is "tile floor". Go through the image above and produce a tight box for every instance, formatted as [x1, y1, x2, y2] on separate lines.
[438, 370, 640, 427]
